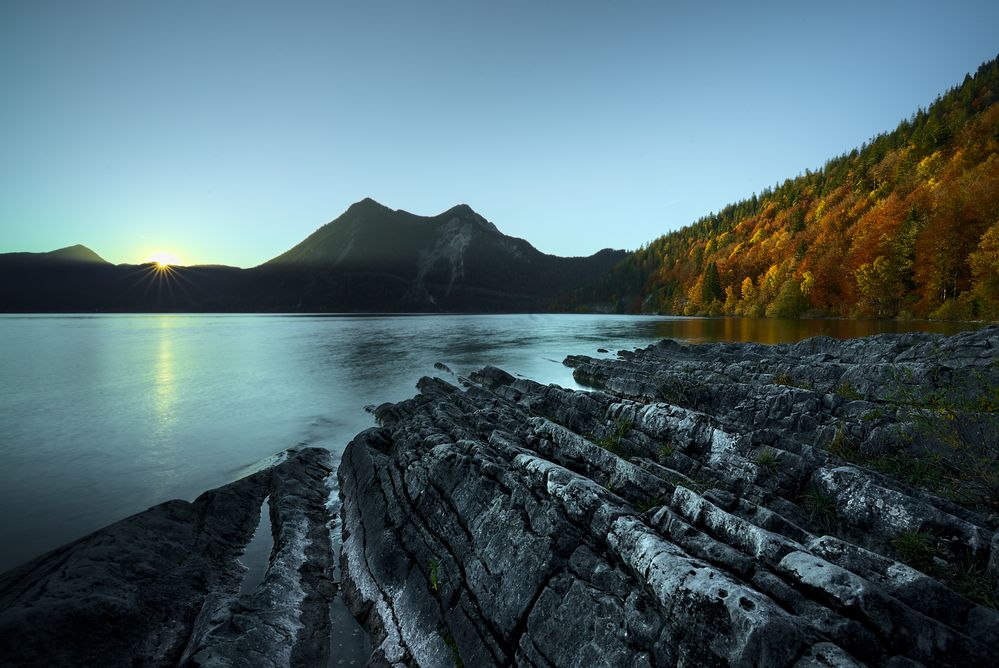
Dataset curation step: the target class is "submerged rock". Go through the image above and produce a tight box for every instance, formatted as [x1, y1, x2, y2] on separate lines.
[0, 448, 343, 667]
[339, 327, 999, 667]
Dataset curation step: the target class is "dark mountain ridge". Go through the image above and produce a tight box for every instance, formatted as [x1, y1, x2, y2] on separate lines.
[249, 198, 626, 312]
[266, 198, 500, 267]
[0, 201, 626, 313]
[2, 244, 109, 265]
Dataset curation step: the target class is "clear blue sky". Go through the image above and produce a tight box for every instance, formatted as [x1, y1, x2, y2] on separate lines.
[2, 1, 998, 267]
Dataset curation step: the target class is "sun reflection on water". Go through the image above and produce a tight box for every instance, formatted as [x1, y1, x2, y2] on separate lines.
[152, 317, 177, 435]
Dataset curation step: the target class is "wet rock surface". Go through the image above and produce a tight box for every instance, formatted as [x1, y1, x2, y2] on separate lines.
[2, 327, 997, 667]
[0, 447, 343, 668]
[339, 327, 999, 667]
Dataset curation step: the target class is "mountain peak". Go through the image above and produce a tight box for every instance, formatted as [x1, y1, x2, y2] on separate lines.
[47, 245, 108, 264]
[443, 203, 475, 216]
[439, 203, 498, 233]
[347, 197, 392, 214]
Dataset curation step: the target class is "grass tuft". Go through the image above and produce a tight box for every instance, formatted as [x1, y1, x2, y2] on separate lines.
[835, 381, 862, 400]
[442, 633, 463, 668]
[889, 529, 998, 609]
[429, 559, 440, 593]
[826, 423, 855, 460]
[635, 495, 666, 513]
[801, 485, 837, 531]
[596, 418, 633, 458]
[891, 529, 936, 571]
[678, 476, 712, 495]
[754, 448, 780, 472]
[774, 372, 811, 389]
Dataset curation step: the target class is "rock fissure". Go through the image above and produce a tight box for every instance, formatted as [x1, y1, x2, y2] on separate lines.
[340, 328, 999, 667]
[3, 328, 998, 667]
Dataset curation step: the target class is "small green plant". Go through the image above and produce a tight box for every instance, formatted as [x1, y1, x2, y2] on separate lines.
[654, 376, 697, 406]
[827, 440, 976, 506]
[801, 485, 837, 531]
[855, 364, 999, 509]
[658, 444, 675, 460]
[774, 372, 795, 386]
[442, 632, 463, 668]
[835, 381, 862, 400]
[679, 476, 712, 495]
[429, 559, 440, 593]
[596, 419, 633, 458]
[595, 437, 625, 457]
[540, 411, 566, 427]
[947, 561, 999, 610]
[891, 529, 936, 571]
[754, 448, 780, 472]
[635, 495, 665, 512]
[861, 408, 885, 421]
[887, 531, 997, 610]
[826, 423, 856, 460]
[774, 372, 812, 390]
[867, 452, 954, 494]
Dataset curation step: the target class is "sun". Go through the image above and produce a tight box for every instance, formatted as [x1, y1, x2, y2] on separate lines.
[148, 251, 182, 269]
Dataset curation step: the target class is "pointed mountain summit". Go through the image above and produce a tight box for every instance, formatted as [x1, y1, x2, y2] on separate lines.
[45, 244, 109, 264]
[253, 199, 626, 312]
[265, 199, 503, 267]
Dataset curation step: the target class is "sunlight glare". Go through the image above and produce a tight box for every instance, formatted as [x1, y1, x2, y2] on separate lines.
[148, 251, 182, 269]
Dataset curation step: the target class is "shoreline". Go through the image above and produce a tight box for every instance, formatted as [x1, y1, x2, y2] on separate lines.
[1, 326, 997, 665]
[0, 310, 996, 326]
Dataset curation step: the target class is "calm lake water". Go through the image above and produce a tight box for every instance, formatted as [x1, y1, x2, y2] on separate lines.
[0, 313, 980, 572]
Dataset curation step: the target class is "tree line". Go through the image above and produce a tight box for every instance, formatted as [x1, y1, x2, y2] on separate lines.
[566, 55, 999, 320]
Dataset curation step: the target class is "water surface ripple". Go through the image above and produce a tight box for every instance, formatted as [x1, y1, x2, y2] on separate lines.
[0, 313, 978, 571]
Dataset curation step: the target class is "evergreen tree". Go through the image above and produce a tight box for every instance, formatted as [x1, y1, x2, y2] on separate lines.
[701, 261, 723, 304]
[572, 54, 999, 319]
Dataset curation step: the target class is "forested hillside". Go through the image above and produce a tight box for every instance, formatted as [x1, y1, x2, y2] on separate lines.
[579, 55, 999, 320]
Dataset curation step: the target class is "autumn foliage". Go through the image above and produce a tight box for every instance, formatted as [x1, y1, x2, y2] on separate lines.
[575, 56, 999, 320]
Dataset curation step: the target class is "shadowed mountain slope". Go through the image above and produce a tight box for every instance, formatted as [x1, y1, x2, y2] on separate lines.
[248, 198, 627, 312]
[0, 202, 625, 312]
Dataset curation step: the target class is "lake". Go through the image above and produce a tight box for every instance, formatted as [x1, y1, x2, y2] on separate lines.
[0, 313, 979, 573]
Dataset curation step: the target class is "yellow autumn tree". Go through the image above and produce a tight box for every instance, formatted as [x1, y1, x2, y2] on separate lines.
[969, 221, 999, 318]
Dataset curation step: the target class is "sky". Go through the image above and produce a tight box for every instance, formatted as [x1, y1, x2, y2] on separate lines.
[1, 1, 998, 268]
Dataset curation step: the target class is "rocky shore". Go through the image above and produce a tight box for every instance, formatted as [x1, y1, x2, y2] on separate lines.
[0, 448, 345, 667]
[340, 326, 999, 667]
[2, 327, 997, 666]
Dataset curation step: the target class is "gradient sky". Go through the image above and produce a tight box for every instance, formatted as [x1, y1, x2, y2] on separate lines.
[2, 1, 998, 267]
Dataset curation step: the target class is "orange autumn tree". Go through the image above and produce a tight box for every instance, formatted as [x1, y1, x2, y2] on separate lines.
[570, 55, 999, 320]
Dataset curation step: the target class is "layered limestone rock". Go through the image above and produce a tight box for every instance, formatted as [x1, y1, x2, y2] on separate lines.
[339, 327, 999, 667]
[2, 328, 996, 666]
[0, 448, 344, 668]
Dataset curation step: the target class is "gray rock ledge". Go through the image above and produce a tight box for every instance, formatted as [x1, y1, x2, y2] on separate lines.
[338, 327, 999, 667]
[3, 327, 997, 667]
[0, 447, 340, 667]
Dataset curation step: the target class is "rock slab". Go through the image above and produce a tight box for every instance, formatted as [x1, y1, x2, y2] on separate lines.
[338, 327, 999, 667]
[0, 447, 340, 667]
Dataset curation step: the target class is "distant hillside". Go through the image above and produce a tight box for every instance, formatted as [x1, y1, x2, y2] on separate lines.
[246, 198, 627, 312]
[1, 244, 109, 265]
[0, 202, 626, 313]
[0, 247, 245, 312]
[576, 55, 999, 320]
